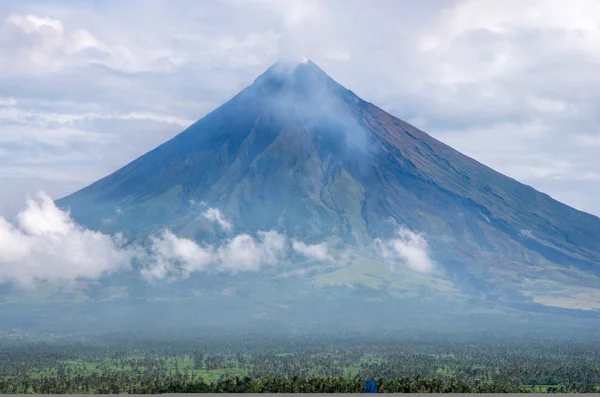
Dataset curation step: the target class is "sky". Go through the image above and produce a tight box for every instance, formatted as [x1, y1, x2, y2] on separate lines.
[1, 0, 600, 218]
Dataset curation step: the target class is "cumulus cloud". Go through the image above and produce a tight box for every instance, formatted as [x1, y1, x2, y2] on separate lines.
[140, 211, 356, 279]
[141, 231, 216, 280]
[0, 193, 340, 285]
[0, 192, 132, 286]
[141, 230, 288, 280]
[0, 192, 440, 287]
[291, 240, 334, 262]
[218, 230, 287, 271]
[374, 227, 436, 274]
[201, 207, 233, 232]
[0, 192, 341, 284]
[0, 13, 145, 74]
[142, 230, 357, 280]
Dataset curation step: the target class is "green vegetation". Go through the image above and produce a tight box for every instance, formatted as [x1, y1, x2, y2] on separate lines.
[0, 332, 599, 393]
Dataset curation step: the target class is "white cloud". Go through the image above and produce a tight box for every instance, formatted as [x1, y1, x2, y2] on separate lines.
[227, 0, 322, 29]
[0, 195, 442, 288]
[0, 13, 142, 73]
[141, 231, 216, 280]
[0, 195, 336, 284]
[291, 240, 334, 262]
[374, 227, 436, 274]
[218, 230, 287, 272]
[0, 124, 113, 147]
[320, 49, 351, 62]
[0, 107, 193, 129]
[201, 207, 233, 231]
[6, 14, 64, 34]
[416, 0, 600, 84]
[142, 230, 288, 279]
[0, 97, 17, 106]
[0, 194, 290, 284]
[0, 192, 131, 286]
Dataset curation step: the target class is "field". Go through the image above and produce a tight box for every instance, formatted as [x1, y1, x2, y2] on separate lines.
[1, 330, 599, 393]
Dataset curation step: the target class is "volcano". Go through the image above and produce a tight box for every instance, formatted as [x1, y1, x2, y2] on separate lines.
[54, 59, 600, 318]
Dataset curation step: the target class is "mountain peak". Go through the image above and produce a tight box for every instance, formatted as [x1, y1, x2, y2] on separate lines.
[250, 58, 345, 101]
[275, 55, 313, 67]
[258, 57, 321, 80]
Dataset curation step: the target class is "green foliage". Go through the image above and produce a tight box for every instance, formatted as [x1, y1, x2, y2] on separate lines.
[0, 333, 599, 393]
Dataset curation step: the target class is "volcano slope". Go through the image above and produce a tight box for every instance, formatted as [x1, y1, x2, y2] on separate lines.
[54, 59, 600, 318]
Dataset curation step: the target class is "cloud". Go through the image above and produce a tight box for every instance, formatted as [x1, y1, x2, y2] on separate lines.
[143, 229, 357, 280]
[0, 194, 335, 284]
[0, 97, 17, 106]
[0, 106, 193, 130]
[0, 192, 131, 286]
[0, 193, 437, 287]
[201, 207, 233, 232]
[0, 195, 274, 284]
[141, 230, 288, 280]
[217, 230, 287, 272]
[291, 240, 334, 262]
[0, 13, 147, 74]
[141, 231, 216, 280]
[374, 227, 436, 274]
[140, 209, 355, 279]
[0, 124, 113, 147]
[143, 201, 289, 278]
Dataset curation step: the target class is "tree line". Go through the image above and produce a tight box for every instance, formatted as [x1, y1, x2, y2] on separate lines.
[1, 331, 599, 393]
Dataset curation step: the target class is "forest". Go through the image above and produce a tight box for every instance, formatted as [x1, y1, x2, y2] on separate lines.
[0, 330, 599, 393]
